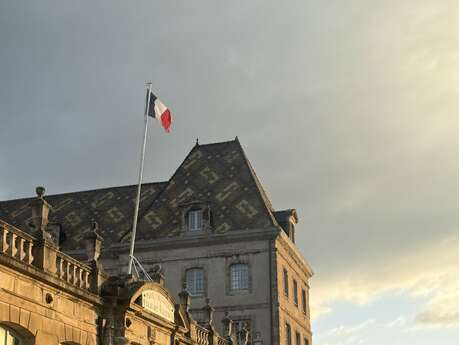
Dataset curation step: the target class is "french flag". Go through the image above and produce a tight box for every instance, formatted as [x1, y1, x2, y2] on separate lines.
[147, 90, 172, 133]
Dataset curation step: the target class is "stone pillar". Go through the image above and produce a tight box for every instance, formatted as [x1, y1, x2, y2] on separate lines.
[222, 312, 234, 343]
[30, 187, 58, 274]
[203, 298, 215, 327]
[84, 221, 107, 293]
[178, 283, 191, 313]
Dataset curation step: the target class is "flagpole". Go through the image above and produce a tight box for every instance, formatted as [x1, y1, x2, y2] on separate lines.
[128, 82, 152, 275]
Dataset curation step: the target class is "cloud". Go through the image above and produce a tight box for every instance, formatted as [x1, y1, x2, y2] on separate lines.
[386, 316, 408, 328]
[414, 268, 459, 327]
[311, 235, 459, 329]
[319, 319, 375, 345]
[327, 319, 375, 337]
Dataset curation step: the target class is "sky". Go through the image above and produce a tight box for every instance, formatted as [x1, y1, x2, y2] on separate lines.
[1, 1, 459, 344]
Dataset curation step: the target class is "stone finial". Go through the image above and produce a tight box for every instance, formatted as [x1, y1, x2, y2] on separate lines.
[149, 264, 165, 285]
[36, 186, 45, 198]
[178, 282, 191, 312]
[84, 221, 103, 261]
[203, 298, 214, 326]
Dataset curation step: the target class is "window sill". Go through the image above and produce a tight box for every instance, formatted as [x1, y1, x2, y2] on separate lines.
[227, 289, 250, 296]
[189, 294, 206, 299]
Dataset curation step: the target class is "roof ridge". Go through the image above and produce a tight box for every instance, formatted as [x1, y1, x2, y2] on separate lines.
[0, 181, 168, 203]
[195, 138, 238, 147]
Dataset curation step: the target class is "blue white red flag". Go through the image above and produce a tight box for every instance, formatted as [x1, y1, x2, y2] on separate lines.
[146, 90, 172, 133]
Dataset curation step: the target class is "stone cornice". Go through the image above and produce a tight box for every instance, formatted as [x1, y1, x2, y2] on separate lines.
[67, 227, 282, 258]
[276, 231, 314, 278]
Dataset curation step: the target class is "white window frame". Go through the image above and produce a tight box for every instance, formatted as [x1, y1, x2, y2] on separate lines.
[188, 209, 203, 231]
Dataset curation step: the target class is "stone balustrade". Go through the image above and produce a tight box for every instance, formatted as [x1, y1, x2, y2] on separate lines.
[215, 334, 230, 345]
[195, 324, 210, 345]
[56, 251, 91, 290]
[0, 220, 34, 265]
[1, 220, 92, 291]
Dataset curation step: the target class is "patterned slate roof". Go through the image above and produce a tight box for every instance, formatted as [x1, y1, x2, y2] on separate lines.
[0, 182, 167, 251]
[0, 139, 279, 251]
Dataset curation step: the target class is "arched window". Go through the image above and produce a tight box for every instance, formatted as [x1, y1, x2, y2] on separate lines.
[185, 268, 205, 296]
[0, 326, 21, 345]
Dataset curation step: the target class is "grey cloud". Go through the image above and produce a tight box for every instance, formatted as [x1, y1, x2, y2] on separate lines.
[1, 1, 459, 330]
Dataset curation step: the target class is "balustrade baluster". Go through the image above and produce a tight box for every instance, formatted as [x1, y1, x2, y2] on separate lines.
[19, 238, 26, 261]
[73, 264, 78, 287]
[8, 233, 17, 258]
[1, 227, 9, 254]
[25, 240, 33, 264]
[66, 261, 72, 283]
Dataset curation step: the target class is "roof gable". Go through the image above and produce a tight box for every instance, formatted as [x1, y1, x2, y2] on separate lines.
[131, 139, 276, 242]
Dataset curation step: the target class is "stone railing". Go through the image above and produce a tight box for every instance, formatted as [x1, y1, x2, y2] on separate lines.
[0, 220, 34, 265]
[56, 251, 91, 290]
[215, 334, 230, 345]
[0, 220, 93, 292]
[195, 324, 210, 345]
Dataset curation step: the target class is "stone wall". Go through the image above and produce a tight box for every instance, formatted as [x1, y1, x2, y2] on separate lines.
[0, 258, 99, 345]
[275, 232, 312, 345]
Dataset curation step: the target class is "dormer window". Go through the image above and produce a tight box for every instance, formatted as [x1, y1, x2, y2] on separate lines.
[182, 203, 213, 233]
[188, 209, 203, 231]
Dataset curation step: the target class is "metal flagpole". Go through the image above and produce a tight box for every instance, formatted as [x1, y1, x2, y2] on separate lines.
[128, 82, 153, 275]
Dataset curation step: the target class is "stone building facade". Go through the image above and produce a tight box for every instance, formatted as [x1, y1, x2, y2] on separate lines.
[0, 195, 233, 345]
[0, 138, 313, 345]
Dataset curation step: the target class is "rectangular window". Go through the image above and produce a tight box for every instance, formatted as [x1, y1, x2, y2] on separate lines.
[293, 279, 298, 306]
[188, 210, 203, 231]
[186, 268, 204, 296]
[230, 263, 249, 291]
[283, 268, 289, 297]
[295, 332, 301, 345]
[302, 289, 307, 314]
[304, 338, 309, 345]
[285, 323, 291, 345]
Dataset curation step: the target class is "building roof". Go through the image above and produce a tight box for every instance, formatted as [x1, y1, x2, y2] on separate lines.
[0, 138, 280, 251]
